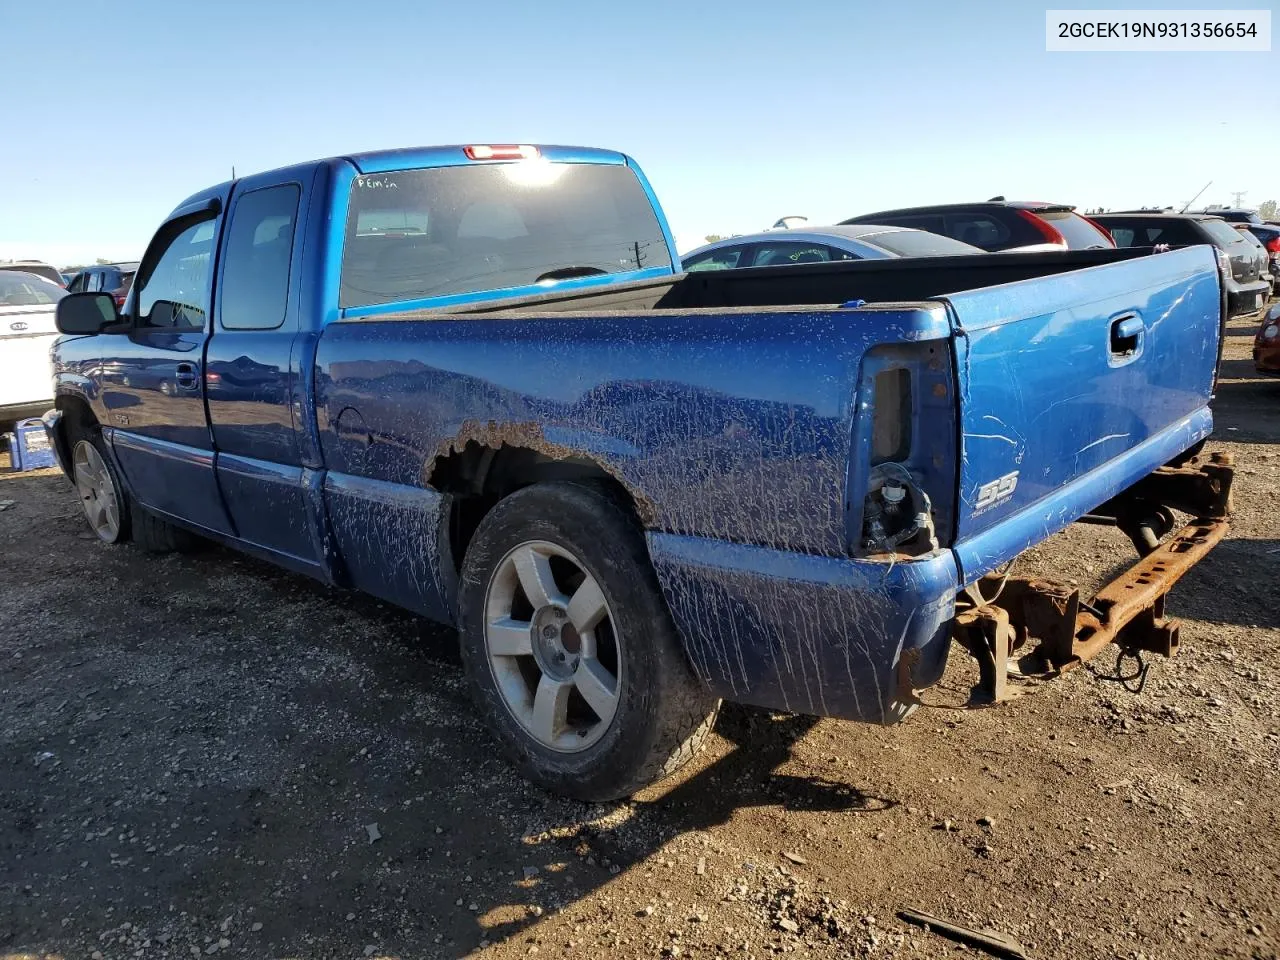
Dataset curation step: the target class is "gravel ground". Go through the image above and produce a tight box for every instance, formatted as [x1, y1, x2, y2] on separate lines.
[1, 311, 1278, 960]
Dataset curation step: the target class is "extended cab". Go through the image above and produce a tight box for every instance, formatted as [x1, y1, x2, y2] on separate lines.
[46, 144, 1234, 800]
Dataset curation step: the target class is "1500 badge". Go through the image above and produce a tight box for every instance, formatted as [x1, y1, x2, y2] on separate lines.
[973, 470, 1019, 514]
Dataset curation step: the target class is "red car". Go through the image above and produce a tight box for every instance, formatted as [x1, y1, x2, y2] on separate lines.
[1255, 303, 1280, 375]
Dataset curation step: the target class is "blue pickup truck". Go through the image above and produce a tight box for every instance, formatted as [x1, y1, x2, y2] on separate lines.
[46, 144, 1234, 800]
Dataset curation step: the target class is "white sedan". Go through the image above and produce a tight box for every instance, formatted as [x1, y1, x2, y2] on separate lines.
[681, 224, 985, 272]
[0, 271, 65, 427]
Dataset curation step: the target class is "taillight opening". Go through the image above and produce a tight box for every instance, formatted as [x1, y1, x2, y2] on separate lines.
[1265, 237, 1280, 254]
[1016, 209, 1066, 247]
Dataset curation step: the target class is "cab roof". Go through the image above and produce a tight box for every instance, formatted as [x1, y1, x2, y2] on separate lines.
[173, 144, 630, 215]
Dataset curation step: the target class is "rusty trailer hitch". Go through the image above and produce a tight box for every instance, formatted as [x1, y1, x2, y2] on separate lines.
[954, 452, 1233, 703]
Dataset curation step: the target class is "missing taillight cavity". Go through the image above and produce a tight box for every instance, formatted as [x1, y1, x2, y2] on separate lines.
[871, 367, 912, 464]
[861, 462, 938, 556]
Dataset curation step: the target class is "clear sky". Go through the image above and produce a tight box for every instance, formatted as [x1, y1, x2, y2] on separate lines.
[2, 0, 1275, 266]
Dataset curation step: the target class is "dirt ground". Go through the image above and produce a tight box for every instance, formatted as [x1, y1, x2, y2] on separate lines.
[2, 312, 1278, 960]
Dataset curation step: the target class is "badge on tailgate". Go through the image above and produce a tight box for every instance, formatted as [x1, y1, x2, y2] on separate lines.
[973, 470, 1019, 515]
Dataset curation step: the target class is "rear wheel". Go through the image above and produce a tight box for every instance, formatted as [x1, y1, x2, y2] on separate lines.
[459, 482, 719, 801]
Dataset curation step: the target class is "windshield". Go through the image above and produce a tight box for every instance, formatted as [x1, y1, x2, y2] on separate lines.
[0, 272, 67, 305]
[340, 161, 672, 308]
[862, 229, 982, 257]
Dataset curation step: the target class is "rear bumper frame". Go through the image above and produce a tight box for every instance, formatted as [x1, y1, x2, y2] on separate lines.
[954, 452, 1233, 701]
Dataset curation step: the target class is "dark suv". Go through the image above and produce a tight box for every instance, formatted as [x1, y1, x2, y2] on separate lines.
[66, 262, 139, 307]
[1188, 207, 1264, 226]
[1091, 213, 1269, 316]
[839, 200, 1115, 252]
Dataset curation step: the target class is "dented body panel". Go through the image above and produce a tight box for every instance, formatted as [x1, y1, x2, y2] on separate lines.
[48, 147, 1229, 727]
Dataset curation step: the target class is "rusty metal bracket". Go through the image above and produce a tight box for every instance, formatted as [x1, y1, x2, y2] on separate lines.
[952, 450, 1233, 703]
[953, 604, 1015, 703]
[1094, 451, 1235, 522]
[953, 513, 1227, 700]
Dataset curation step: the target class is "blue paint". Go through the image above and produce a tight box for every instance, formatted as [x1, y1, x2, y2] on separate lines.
[648, 532, 958, 722]
[952, 410, 1212, 584]
[315, 307, 950, 556]
[109, 430, 233, 534]
[322, 471, 454, 622]
[946, 245, 1221, 547]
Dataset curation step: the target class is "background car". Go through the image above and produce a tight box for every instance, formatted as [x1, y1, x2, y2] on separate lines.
[0, 271, 66, 426]
[1239, 223, 1280, 293]
[65, 261, 139, 307]
[1190, 207, 1265, 226]
[839, 200, 1115, 252]
[680, 224, 985, 272]
[0, 259, 65, 287]
[1092, 212, 1270, 316]
[1233, 227, 1276, 296]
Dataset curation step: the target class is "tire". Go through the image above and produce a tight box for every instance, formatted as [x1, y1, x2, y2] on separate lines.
[67, 421, 196, 553]
[459, 481, 719, 801]
[131, 501, 198, 553]
[69, 425, 130, 545]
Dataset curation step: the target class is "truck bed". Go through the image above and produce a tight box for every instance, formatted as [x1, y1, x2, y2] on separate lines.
[374, 248, 1156, 317]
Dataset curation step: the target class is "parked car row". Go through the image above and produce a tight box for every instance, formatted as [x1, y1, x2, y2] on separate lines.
[684, 198, 1277, 377]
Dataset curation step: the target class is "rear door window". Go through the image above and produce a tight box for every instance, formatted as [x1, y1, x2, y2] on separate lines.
[219, 184, 301, 330]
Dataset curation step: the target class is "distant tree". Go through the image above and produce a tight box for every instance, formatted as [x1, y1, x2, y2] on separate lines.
[95, 257, 112, 265]
[704, 234, 725, 243]
[1260, 199, 1277, 221]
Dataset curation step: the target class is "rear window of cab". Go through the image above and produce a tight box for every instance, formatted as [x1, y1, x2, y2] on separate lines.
[339, 162, 672, 308]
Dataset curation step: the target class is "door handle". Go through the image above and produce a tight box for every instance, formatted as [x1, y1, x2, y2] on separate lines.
[175, 362, 199, 388]
[1109, 315, 1143, 357]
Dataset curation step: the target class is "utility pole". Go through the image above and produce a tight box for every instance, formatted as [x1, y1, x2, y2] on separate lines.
[1230, 190, 1247, 208]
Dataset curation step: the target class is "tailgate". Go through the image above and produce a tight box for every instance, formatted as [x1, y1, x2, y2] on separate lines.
[0, 305, 59, 408]
[943, 246, 1221, 583]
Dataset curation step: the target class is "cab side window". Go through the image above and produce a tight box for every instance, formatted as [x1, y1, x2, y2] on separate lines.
[135, 219, 217, 330]
[220, 185, 301, 330]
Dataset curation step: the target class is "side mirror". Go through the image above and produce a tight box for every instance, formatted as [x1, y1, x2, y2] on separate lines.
[56, 292, 120, 335]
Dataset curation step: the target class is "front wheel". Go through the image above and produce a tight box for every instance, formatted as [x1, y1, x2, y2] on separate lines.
[71, 433, 127, 544]
[68, 424, 196, 552]
[459, 482, 719, 801]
